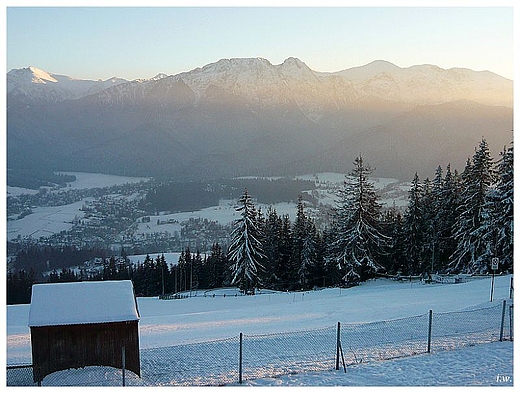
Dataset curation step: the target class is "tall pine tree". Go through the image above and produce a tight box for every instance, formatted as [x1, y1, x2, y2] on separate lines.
[292, 195, 317, 290]
[450, 139, 495, 273]
[403, 173, 426, 275]
[327, 155, 389, 284]
[228, 189, 266, 294]
[482, 141, 514, 272]
[263, 206, 283, 288]
[436, 164, 461, 271]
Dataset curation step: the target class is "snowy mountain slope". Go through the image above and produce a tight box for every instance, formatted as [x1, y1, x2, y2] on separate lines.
[8, 57, 511, 108]
[6, 58, 513, 183]
[6, 275, 513, 386]
[7, 66, 128, 102]
[87, 57, 358, 123]
[322, 60, 513, 107]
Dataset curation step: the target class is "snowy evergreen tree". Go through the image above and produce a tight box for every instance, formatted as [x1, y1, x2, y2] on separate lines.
[327, 155, 389, 284]
[322, 225, 342, 286]
[403, 173, 426, 275]
[262, 206, 283, 288]
[435, 164, 461, 271]
[381, 205, 407, 275]
[206, 243, 228, 288]
[277, 214, 293, 290]
[191, 250, 203, 291]
[228, 188, 266, 294]
[292, 195, 317, 289]
[426, 167, 444, 273]
[482, 141, 513, 272]
[314, 229, 330, 288]
[450, 139, 495, 273]
[421, 177, 436, 273]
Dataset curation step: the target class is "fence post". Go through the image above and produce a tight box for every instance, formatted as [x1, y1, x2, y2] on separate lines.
[500, 300, 507, 341]
[427, 310, 433, 353]
[121, 345, 126, 387]
[336, 322, 341, 370]
[239, 333, 243, 384]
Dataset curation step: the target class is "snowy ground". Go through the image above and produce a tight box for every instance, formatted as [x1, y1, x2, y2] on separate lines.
[245, 341, 513, 386]
[6, 199, 93, 241]
[58, 172, 150, 190]
[6, 274, 514, 386]
[7, 172, 409, 241]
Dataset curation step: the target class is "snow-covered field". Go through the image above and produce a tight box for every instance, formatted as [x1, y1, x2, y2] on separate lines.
[246, 341, 513, 386]
[7, 172, 409, 242]
[6, 199, 92, 241]
[58, 172, 150, 190]
[6, 274, 514, 386]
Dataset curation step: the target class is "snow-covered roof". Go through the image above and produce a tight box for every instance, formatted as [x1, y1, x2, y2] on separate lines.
[28, 280, 139, 327]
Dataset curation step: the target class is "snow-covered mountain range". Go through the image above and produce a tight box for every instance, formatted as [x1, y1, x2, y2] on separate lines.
[7, 66, 127, 102]
[8, 58, 512, 108]
[6, 57, 513, 183]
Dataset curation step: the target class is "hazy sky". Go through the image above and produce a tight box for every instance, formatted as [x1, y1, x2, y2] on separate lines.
[5, 3, 516, 80]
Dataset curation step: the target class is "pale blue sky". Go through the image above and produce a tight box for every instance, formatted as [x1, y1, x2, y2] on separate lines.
[6, 5, 515, 80]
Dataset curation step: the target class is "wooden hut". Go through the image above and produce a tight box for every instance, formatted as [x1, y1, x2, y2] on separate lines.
[28, 280, 140, 384]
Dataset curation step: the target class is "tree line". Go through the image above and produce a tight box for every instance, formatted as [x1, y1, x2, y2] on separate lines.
[227, 138, 513, 292]
[6, 138, 513, 303]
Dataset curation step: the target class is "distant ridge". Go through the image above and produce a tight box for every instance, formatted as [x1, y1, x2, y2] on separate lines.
[7, 57, 513, 184]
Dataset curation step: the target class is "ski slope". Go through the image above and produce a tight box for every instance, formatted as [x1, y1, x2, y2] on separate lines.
[6, 274, 514, 386]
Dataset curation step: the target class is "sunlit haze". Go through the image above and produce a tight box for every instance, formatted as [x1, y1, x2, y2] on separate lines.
[6, 3, 515, 80]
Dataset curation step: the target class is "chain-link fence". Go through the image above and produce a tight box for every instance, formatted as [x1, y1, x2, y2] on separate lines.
[242, 325, 337, 381]
[6, 365, 36, 387]
[7, 299, 513, 386]
[139, 336, 240, 386]
[339, 313, 430, 367]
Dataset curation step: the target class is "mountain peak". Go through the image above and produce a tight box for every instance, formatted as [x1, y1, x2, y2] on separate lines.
[151, 73, 169, 81]
[281, 57, 306, 67]
[26, 66, 58, 83]
[345, 60, 401, 76]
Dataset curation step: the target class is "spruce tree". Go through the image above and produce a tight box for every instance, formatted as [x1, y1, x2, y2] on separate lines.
[427, 167, 444, 273]
[292, 195, 317, 290]
[482, 142, 513, 272]
[207, 243, 227, 288]
[328, 155, 389, 284]
[403, 173, 425, 275]
[277, 214, 293, 290]
[436, 164, 461, 271]
[450, 139, 495, 273]
[263, 206, 283, 288]
[381, 205, 406, 275]
[228, 188, 266, 294]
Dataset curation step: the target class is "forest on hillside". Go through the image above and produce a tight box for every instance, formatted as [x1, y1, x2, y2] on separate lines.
[6, 139, 513, 304]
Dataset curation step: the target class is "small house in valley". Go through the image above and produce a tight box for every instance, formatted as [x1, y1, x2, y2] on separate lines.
[28, 280, 140, 384]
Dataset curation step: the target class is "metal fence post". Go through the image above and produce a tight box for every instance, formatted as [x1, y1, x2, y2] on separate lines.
[122, 345, 126, 387]
[239, 333, 243, 384]
[427, 310, 433, 353]
[500, 300, 507, 341]
[336, 322, 341, 370]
